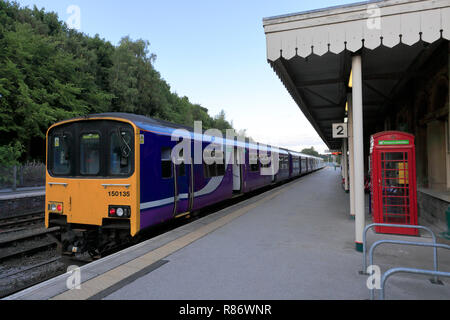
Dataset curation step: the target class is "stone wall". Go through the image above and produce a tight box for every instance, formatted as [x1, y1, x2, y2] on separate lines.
[417, 191, 449, 233]
[0, 195, 45, 219]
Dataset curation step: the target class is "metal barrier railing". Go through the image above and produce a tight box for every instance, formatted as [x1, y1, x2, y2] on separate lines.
[380, 263, 450, 299]
[368, 240, 450, 299]
[361, 223, 437, 275]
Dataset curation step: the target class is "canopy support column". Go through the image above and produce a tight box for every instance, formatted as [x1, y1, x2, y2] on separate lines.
[352, 55, 365, 252]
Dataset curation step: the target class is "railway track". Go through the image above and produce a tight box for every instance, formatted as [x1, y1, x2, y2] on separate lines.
[0, 255, 91, 298]
[0, 210, 108, 298]
[0, 227, 60, 263]
[0, 212, 63, 298]
[0, 211, 45, 234]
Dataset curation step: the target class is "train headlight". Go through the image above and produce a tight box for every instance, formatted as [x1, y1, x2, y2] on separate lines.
[108, 205, 130, 218]
[48, 202, 63, 213]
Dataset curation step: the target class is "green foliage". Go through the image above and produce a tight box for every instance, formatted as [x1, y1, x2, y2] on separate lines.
[300, 146, 320, 157]
[0, 0, 235, 165]
[0, 140, 23, 165]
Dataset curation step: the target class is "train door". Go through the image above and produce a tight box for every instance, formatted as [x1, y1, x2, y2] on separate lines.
[172, 154, 193, 217]
[299, 157, 302, 175]
[232, 147, 243, 192]
[290, 156, 295, 177]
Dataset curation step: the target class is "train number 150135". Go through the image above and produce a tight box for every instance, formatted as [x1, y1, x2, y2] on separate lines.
[108, 191, 130, 197]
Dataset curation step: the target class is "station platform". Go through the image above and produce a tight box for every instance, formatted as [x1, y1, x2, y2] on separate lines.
[0, 187, 45, 218]
[0, 186, 45, 201]
[5, 168, 450, 300]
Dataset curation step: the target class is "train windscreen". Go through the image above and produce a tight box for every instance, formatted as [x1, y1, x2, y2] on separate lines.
[47, 120, 134, 178]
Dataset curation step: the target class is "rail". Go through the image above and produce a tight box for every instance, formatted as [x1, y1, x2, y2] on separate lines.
[380, 267, 450, 300]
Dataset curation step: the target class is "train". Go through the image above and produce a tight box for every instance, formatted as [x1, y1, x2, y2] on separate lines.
[45, 113, 325, 256]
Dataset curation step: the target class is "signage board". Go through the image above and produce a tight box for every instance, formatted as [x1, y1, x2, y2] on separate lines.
[332, 123, 348, 138]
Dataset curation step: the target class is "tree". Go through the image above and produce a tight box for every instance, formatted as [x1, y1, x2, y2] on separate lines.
[212, 110, 233, 133]
[0, 1, 238, 164]
[300, 146, 320, 157]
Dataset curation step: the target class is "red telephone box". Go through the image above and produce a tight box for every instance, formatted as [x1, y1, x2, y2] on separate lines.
[370, 131, 418, 235]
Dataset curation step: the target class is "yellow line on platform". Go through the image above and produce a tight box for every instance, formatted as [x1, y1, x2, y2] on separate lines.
[51, 181, 295, 300]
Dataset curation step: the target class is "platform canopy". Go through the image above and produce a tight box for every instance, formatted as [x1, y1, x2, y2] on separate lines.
[263, 0, 450, 150]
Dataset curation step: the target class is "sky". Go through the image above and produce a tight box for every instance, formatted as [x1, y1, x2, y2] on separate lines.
[14, 0, 355, 154]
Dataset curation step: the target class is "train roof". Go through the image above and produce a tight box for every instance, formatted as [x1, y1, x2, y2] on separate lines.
[55, 113, 323, 160]
[88, 113, 195, 132]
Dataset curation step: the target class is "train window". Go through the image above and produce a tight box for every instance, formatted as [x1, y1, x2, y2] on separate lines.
[203, 162, 226, 177]
[249, 151, 259, 172]
[204, 163, 211, 178]
[179, 163, 186, 176]
[51, 134, 71, 175]
[216, 163, 225, 176]
[279, 155, 288, 170]
[215, 150, 225, 176]
[203, 163, 209, 178]
[203, 149, 226, 178]
[110, 130, 132, 175]
[204, 162, 215, 178]
[80, 133, 100, 175]
[260, 154, 271, 168]
[161, 147, 172, 178]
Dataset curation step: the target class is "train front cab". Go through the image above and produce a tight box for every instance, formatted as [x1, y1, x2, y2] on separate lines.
[45, 117, 140, 255]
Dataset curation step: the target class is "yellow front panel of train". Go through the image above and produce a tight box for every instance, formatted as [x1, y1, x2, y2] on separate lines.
[45, 117, 140, 236]
[46, 176, 136, 226]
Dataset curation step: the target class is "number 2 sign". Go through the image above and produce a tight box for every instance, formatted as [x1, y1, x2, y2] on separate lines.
[332, 123, 348, 138]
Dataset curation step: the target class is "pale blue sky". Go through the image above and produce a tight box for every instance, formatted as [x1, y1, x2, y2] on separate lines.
[15, 0, 355, 153]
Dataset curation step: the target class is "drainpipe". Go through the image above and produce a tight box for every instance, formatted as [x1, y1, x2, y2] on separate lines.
[352, 55, 365, 252]
[343, 138, 349, 191]
[348, 95, 355, 219]
[440, 205, 450, 240]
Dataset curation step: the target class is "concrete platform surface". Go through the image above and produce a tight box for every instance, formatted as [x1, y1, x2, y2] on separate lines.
[5, 168, 450, 300]
[0, 186, 45, 201]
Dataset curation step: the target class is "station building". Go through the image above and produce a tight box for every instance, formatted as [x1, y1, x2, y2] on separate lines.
[263, 0, 449, 248]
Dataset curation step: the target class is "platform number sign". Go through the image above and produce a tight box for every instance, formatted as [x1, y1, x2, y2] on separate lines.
[332, 123, 348, 138]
